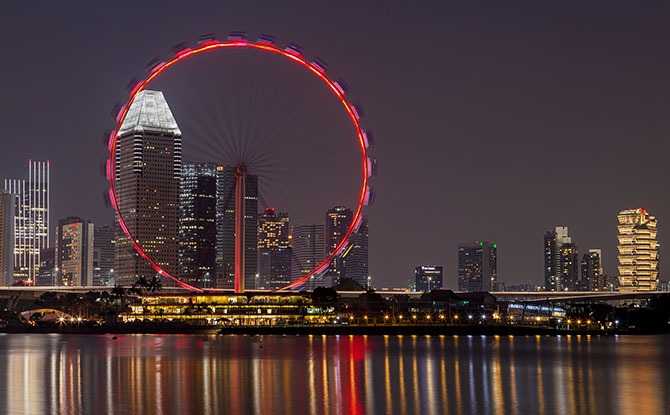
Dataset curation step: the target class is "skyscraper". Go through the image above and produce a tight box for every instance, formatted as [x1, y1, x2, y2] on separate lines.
[559, 242, 579, 291]
[3, 160, 49, 283]
[325, 206, 353, 286]
[0, 190, 14, 286]
[115, 90, 181, 286]
[55, 217, 94, 286]
[415, 265, 443, 292]
[93, 224, 115, 286]
[580, 249, 603, 291]
[458, 241, 497, 292]
[291, 224, 325, 290]
[258, 208, 291, 289]
[544, 226, 575, 291]
[342, 220, 369, 288]
[215, 166, 258, 289]
[617, 208, 658, 292]
[179, 162, 217, 288]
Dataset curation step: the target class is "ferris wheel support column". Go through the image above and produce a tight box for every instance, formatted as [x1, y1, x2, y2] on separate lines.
[234, 165, 246, 293]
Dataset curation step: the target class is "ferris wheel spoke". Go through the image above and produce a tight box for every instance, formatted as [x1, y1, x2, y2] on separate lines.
[109, 37, 371, 292]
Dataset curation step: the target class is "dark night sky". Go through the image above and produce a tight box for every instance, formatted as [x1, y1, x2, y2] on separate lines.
[1, 1, 669, 288]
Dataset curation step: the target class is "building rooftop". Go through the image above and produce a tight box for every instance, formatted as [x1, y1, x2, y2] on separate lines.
[118, 90, 181, 136]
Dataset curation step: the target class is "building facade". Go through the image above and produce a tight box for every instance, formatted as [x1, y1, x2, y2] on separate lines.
[3, 160, 50, 283]
[559, 242, 579, 291]
[458, 241, 497, 292]
[0, 190, 14, 286]
[325, 206, 353, 286]
[93, 224, 115, 286]
[55, 217, 94, 286]
[342, 220, 369, 288]
[617, 208, 658, 292]
[215, 166, 258, 289]
[291, 224, 325, 290]
[544, 226, 576, 291]
[36, 247, 55, 286]
[258, 208, 291, 289]
[415, 265, 443, 292]
[179, 162, 217, 288]
[580, 249, 603, 291]
[115, 90, 181, 286]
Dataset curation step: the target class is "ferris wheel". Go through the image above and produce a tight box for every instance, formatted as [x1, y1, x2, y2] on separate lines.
[106, 32, 376, 292]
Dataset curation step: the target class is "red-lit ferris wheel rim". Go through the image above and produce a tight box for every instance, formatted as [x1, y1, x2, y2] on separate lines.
[108, 36, 371, 292]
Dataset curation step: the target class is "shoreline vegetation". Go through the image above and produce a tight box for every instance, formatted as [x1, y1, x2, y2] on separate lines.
[1, 284, 668, 336]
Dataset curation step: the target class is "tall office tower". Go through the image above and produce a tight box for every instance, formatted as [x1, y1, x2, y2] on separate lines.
[258, 208, 291, 289]
[342, 220, 369, 288]
[93, 224, 115, 286]
[291, 224, 325, 290]
[0, 190, 14, 286]
[325, 206, 353, 286]
[215, 166, 258, 289]
[36, 248, 55, 286]
[559, 242, 579, 290]
[114, 90, 181, 286]
[4, 160, 50, 283]
[55, 217, 94, 286]
[617, 208, 659, 292]
[458, 241, 498, 292]
[580, 249, 603, 291]
[544, 226, 575, 291]
[415, 265, 443, 292]
[179, 162, 217, 288]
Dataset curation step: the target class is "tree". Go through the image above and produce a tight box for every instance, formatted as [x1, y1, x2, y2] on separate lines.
[111, 284, 129, 312]
[311, 287, 340, 305]
[147, 275, 163, 293]
[333, 278, 365, 291]
[132, 275, 150, 296]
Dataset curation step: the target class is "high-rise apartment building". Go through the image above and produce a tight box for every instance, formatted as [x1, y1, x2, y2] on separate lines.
[36, 247, 55, 286]
[215, 166, 258, 289]
[0, 190, 14, 286]
[617, 208, 658, 292]
[581, 249, 603, 291]
[458, 241, 497, 292]
[342, 220, 369, 288]
[291, 224, 325, 290]
[258, 208, 291, 289]
[55, 217, 94, 286]
[93, 224, 115, 286]
[415, 265, 443, 292]
[325, 206, 353, 285]
[179, 162, 217, 288]
[559, 242, 579, 291]
[3, 160, 50, 283]
[544, 226, 576, 291]
[115, 90, 181, 286]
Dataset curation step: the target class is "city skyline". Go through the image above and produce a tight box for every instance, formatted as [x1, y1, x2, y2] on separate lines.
[0, 154, 665, 291]
[1, 2, 670, 288]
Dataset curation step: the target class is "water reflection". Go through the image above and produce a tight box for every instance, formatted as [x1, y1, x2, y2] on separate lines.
[0, 333, 667, 414]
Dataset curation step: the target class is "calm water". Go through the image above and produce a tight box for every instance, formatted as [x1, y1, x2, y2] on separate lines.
[0, 333, 667, 415]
